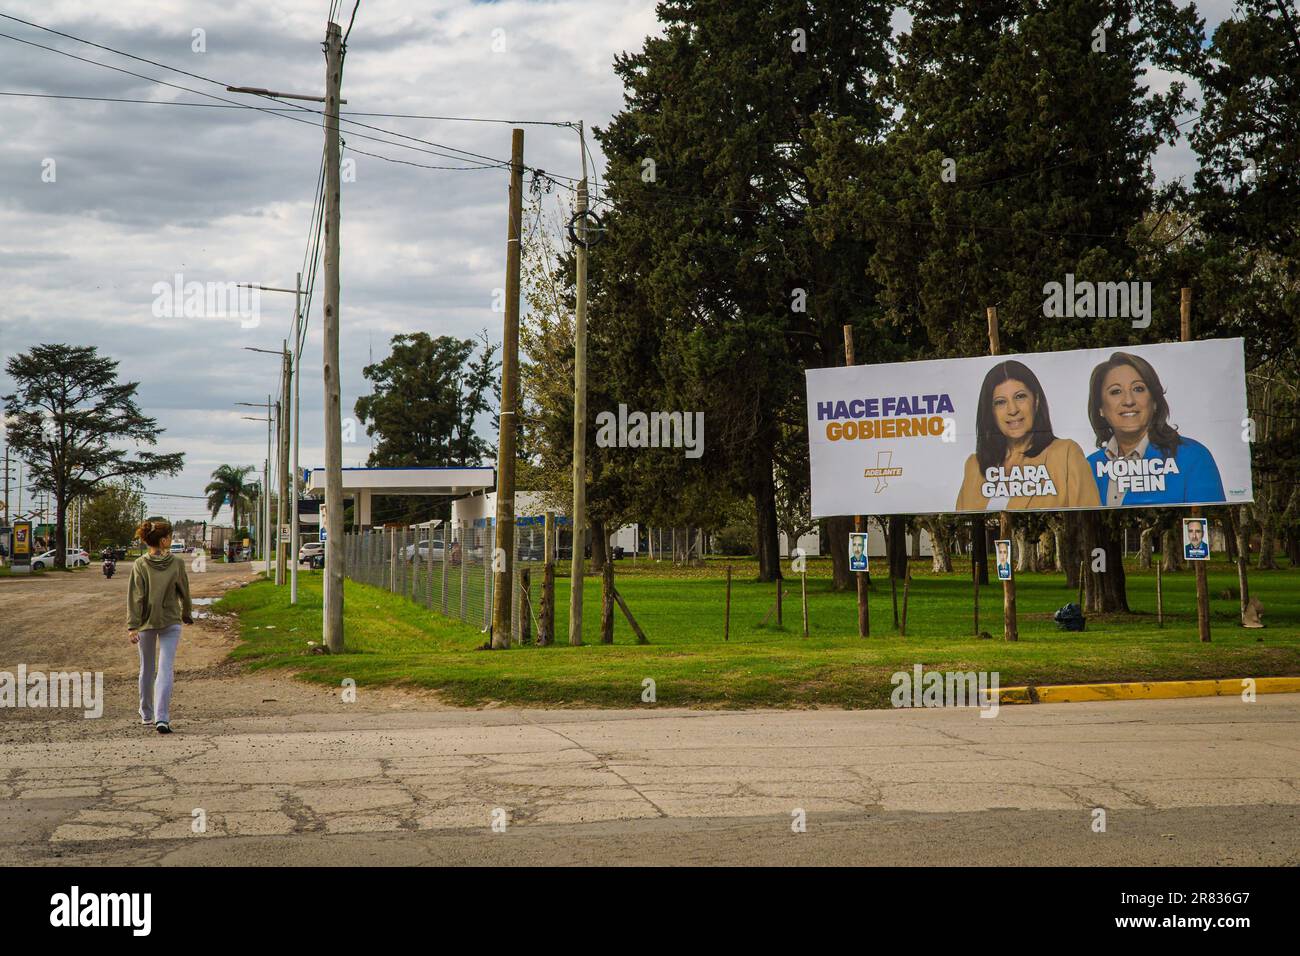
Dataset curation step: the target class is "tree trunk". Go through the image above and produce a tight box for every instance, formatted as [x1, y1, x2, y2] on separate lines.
[1014, 526, 1030, 572]
[591, 518, 607, 572]
[888, 516, 908, 579]
[1160, 526, 1183, 572]
[55, 497, 68, 569]
[1037, 529, 1054, 572]
[754, 465, 781, 582]
[825, 516, 852, 590]
[1258, 520, 1278, 570]
[1079, 511, 1129, 613]
[924, 517, 954, 573]
[1137, 524, 1155, 570]
[971, 516, 988, 584]
[1222, 508, 1239, 562]
[1061, 512, 1082, 587]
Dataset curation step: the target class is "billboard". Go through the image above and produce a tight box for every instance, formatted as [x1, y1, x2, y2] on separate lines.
[806, 338, 1252, 518]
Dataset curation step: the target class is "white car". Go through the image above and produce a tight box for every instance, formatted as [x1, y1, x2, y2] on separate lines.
[403, 539, 445, 562]
[298, 541, 324, 563]
[32, 548, 90, 570]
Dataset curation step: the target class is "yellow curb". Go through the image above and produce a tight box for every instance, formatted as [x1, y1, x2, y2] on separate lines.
[998, 676, 1300, 705]
[997, 686, 1035, 705]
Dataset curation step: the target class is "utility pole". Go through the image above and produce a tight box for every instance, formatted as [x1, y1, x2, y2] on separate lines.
[267, 396, 274, 568]
[568, 122, 590, 646]
[277, 339, 291, 585]
[237, 399, 275, 569]
[239, 279, 305, 597]
[291, 272, 302, 604]
[321, 18, 346, 653]
[491, 128, 525, 649]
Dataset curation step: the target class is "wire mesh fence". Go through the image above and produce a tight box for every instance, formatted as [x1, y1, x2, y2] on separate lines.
[340, 518, 574, 643]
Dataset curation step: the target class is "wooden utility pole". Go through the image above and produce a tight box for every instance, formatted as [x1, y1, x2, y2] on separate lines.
[987, 306, 1018, 641]
[569, 124, 591, 646]
[321, 19, 345, 653]
[1182, 287, 1212, 642]
[843, 324, 869, 637]
[491, 128, 525, 650]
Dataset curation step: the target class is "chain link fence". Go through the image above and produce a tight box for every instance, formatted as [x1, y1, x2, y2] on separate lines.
[340, 518, 574, 642]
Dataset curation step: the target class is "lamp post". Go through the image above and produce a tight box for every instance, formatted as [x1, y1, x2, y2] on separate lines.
[239, 278, 303, 599]
[237, 400, 275, 570]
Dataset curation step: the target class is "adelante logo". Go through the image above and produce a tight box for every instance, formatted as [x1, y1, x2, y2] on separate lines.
[862, 450, 902, 492]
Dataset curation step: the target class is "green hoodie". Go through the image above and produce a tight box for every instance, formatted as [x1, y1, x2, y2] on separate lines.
[127, 552, 193, 631]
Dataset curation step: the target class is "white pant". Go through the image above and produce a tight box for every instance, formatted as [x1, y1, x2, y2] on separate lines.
[138, 624, 181, 723]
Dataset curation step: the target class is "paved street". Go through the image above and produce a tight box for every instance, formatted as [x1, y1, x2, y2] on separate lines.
[2, 691, 1297, 865]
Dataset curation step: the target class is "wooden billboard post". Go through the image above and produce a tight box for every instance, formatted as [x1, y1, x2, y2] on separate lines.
[987, 306, 1019, 642]
[844, 324, 869, 637]
[1182, 288, 1212, 642]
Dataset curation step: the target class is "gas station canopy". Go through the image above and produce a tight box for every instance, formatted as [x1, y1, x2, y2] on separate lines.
[306, 466, 495, 528]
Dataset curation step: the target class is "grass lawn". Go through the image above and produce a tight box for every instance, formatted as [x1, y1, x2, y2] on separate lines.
[214, 557, 1300, 708]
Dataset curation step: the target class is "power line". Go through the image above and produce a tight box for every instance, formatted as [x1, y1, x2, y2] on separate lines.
[0, 14, 583, 181]
[0, 90, 575, 126]
[0, 29, 545, 172]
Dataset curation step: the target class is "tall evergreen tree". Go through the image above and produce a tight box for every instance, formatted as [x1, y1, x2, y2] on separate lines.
[3, 344, 184, 568]
[594, 0, 895, 581]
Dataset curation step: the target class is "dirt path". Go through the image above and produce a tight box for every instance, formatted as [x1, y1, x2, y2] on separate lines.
[0, 560, 447, 745]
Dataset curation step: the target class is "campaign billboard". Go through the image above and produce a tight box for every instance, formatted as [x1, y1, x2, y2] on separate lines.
[806, 338, 1252, 517]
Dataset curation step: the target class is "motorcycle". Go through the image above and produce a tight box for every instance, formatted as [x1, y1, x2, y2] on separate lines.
[102, 555, 117, 579]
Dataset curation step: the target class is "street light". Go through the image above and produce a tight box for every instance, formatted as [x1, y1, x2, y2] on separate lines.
[237, 400, 276, 570]
[239, 278, 303, 603]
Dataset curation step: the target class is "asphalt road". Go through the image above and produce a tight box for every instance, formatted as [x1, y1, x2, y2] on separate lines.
[2, 567, 1297, 866]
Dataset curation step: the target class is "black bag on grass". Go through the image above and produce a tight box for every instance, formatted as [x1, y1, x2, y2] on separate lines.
[1053, 603, 1085, 632]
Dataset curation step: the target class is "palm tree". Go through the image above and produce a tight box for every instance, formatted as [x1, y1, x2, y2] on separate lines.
[204, 464, 254, 532]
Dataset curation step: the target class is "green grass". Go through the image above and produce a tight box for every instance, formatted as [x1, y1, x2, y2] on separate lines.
[214, 557, 1300, 708]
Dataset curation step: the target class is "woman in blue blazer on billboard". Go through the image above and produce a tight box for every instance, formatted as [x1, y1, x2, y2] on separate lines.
[1086, 352, 1225, 506]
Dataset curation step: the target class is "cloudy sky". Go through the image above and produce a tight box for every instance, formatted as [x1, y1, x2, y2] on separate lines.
[0, 0, 1232, 527]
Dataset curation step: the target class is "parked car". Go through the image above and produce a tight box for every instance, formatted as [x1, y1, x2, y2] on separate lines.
[32, 548, 90, 570]
[403, 538, 445, 562]
[298, 541, 324, 564]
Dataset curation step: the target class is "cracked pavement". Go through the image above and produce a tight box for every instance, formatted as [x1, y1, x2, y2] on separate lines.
[2, 696, 1299, 864]
[2, 567, 1298, 865]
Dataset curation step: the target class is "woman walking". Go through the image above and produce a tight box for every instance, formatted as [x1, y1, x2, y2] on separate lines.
[127, 518, 193, 734]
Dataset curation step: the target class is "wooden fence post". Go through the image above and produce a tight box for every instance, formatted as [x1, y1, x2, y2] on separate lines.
[601, 559, 615, 643]
[724, 565, 732, 641]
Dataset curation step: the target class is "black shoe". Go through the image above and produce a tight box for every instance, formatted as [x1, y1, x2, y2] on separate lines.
[156, 721, 172, 734]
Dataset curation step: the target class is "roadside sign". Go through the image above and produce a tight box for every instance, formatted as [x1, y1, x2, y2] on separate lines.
[11, 519, 32, 574]
[318, 505, 328, 543]
[280, 524, 291, 543]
